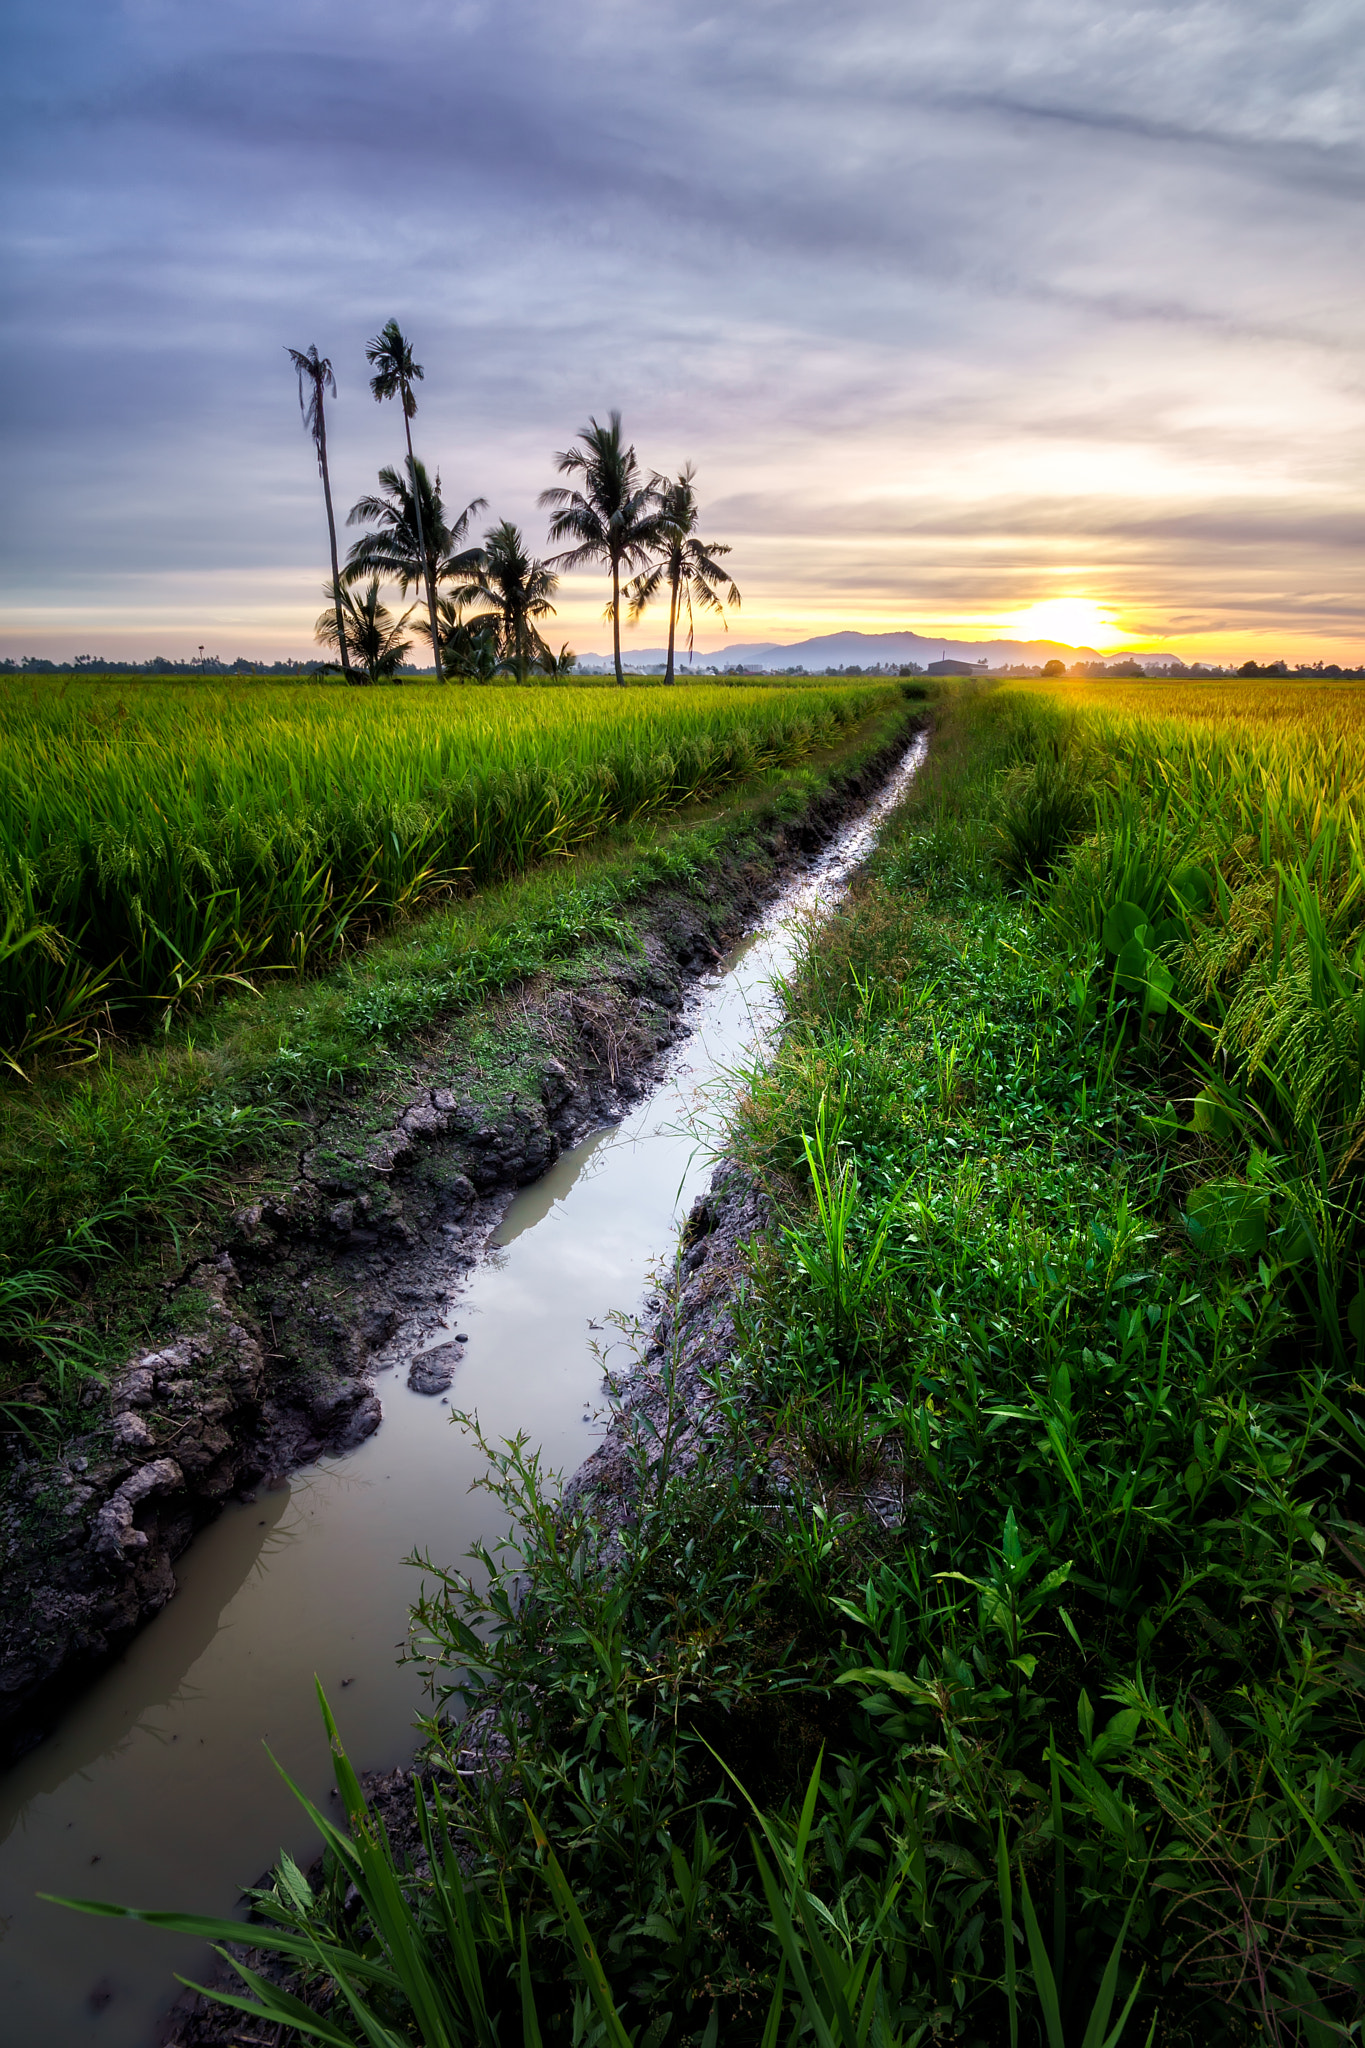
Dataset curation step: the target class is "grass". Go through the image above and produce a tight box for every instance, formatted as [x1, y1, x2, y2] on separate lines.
[63, 681, 1365, 2042]
[0, 676, 891, 1066]
[0, 691, 911, 1439]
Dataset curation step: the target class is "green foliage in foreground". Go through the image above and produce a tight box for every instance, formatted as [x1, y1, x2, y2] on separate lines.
[68, 688, 1365, 2041]
[0, 677, 888, 1064]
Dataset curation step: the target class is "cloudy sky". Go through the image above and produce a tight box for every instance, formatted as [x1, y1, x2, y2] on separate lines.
[3, 0, 1362, 664]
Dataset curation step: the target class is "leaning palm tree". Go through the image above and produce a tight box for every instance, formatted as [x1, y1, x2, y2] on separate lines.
[626, 465, 741, 685]
[345, 460, 485, 626]
[464, 520, 560, 685]
[287, 344, 354, 686]
[315, 578, 414, 685]
[539, 412, 664, 686]
[365, 320, 449, 678]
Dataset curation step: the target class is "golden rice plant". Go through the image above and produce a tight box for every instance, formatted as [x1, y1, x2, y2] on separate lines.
[1017, 676, 1365, 1172]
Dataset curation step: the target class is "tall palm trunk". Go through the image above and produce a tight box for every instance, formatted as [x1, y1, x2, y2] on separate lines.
[402, 411, 444, 682]
[515, 613, 525, 685]
[664, 556, 681, 686]
[317, 405, 353, 686]
[611, 555, 624, 686]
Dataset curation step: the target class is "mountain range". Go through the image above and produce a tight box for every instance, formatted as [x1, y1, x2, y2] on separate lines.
[577, 628, 1110, 671]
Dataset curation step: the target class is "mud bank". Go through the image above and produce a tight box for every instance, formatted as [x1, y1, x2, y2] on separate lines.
[157, 1156, 775, 2048]
[0, 725, 919, 1766]
[155, 705, 932, 2044]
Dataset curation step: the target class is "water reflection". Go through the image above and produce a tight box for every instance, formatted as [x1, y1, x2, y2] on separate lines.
[492, 1126, 614, 1246]
[0, 736, 927, 2044]
[0, 1486, 290, 1839]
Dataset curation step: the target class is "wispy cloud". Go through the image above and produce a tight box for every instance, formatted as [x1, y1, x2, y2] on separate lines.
[2, 0, 1361, 661]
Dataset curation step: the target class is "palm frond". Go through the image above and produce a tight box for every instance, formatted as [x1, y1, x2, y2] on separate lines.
[287, 345, 336, 464]
[467, 520, 560, 681]
[315, 577, 414, 683]
[543, 498, 608, 553]
[625, 563, 666, 622]
[365, 320, 423, 416]
[619, 463, 741, 667]
[345, 463, 486, 595]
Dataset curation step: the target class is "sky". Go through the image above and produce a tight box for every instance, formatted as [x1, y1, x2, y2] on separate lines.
[2, 0, 1362, 667]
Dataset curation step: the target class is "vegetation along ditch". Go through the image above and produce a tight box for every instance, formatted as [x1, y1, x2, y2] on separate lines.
[4, 670, 1363, 2044]
[0, 677, 921, 2040]
[44, 674, 1365, 2048]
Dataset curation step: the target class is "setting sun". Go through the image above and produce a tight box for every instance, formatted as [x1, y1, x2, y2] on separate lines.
[1000, 598, 1122, 649]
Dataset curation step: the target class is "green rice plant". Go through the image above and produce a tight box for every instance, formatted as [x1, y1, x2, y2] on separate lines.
[780, 1088, 907, 1365]
[994, 745, 1096, 891]
[1207, 860, 1365, 1169]
[0, 896, 117, 1077]
[0, 678, 890, 1064]
[1024, 678, 1365, 1181]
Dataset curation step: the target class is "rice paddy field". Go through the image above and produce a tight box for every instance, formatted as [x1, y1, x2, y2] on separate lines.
[1015, 672, 1365, 887]
[128, 673, 1365, 2044]
[1013, 672, 1365, 817]
[1016, 670, 1365, 735]
[0, 677, 890, 1067]
[9, 670, 1365, 2039]
[1006, 673, 1365, 1176]
[1014, 675, 1365, 865]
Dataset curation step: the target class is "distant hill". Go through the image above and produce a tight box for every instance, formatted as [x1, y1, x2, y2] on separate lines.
[580, 628, 1103, 672]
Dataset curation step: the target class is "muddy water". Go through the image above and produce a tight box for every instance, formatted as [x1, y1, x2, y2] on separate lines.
[0, 737, 925, 2046]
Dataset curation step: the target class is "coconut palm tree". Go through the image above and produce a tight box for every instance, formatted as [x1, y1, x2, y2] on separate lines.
[537, 642, 578, 678]
[344, 460, 485, 631]
[436, 585, 496, 679]
[626, 465, 741, 685]
[315, 579, 414, 684]
[463, 520, 559, 685]
[539, 412, 664, 686]
[440, 610, 502, 682]
[365, 320, 450, 678]
[287, 344, 354, 686]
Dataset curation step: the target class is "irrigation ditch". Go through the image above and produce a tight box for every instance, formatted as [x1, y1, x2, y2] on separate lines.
[0, 713, 927, 2045]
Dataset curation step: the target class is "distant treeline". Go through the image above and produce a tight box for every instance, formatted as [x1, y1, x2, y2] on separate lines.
[0, 656, 327, 676]
[4, 654, 1361, 681]
[1041, 657, 1365, 681]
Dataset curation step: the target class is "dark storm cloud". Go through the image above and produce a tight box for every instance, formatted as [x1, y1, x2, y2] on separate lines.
[2, 0, 1361, 657]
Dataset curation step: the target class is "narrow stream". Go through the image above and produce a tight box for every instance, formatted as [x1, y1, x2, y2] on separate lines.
[0, 737, 925, 2046]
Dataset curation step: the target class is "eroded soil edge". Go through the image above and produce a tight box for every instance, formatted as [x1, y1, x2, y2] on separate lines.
[0, 728, 916, 1765]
